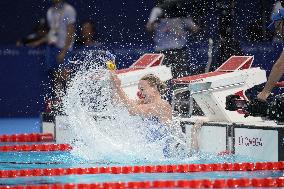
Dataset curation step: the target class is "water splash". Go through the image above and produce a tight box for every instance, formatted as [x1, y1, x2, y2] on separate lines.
[61, 50, 187, 163]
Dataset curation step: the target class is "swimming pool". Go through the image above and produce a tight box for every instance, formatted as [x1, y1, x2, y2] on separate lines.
[1, 137, 284, 188]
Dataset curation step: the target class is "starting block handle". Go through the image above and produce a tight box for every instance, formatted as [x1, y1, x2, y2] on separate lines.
[275, 81, 284, 88]
[130, 54, 164, 68]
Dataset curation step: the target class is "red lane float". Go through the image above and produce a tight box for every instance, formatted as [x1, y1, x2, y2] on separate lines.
[0, 133, 54, 142]
[0, 144, 71, 152]
[0, 161, 283, 178]
[1, 177, 284, 188]
[275, 81, 284, 88]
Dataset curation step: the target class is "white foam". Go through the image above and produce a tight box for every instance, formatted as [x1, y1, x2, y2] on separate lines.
[61, 50, 187, 163]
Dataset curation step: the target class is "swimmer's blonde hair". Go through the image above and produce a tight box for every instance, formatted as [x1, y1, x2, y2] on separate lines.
[140, 74, 167, 95]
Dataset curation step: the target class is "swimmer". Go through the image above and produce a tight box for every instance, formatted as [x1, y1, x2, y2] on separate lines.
[111, 72, 204, 156]
[111, 72, 172, 125]
[111, 72, 191, 158]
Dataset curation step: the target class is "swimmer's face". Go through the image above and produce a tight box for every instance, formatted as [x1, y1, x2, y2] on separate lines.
[138, 80, 158, 103]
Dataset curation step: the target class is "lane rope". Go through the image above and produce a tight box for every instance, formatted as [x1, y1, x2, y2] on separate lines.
[0, 161, 283, 178]
[0, 144, 71, 152]
[1, 177, 284, 188]
[0, 133, 54, 143]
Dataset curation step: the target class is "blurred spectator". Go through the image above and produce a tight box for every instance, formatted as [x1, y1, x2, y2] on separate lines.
[48, 0, 76, 98]
[272, 1, 283, 18]
[75, 21, 102, 48]
[271, 1, 284, 42]
[33, 0, 76, 61]
[69, 21, 107, 74]
[33, 0, 76, 98]
[146, 0, 200, 116]
[16, 18, 49, 47]
[146, 0, 199, 79]
[210, 2, 243, 71]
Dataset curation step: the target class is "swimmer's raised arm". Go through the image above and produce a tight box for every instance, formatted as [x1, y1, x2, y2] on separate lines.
[110, 71, 138, 110]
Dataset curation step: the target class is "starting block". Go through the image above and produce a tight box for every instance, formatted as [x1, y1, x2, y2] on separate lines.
[176, 56, 284, 161]
[174, 56, 267, 123]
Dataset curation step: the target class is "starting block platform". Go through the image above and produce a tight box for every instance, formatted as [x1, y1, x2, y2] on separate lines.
[173, 56, 267, 123]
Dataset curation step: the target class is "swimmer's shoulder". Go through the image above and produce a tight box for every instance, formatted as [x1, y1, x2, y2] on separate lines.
[157, 99, 172, 123]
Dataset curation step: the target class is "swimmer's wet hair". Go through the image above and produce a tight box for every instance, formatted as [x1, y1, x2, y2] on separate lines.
[140, 74, 167, 95]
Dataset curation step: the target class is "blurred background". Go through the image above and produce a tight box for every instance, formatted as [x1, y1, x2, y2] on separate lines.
[0, 0, 283, 132]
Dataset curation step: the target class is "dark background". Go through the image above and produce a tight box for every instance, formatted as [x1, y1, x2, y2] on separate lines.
[0, 0, 275, 44]
[0, 0, 282, 117]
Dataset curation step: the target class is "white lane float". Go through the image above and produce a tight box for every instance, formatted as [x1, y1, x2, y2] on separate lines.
[42, 54, 284, 161]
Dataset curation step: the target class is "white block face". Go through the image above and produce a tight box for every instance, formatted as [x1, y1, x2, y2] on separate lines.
[123, 86, 139, 100]
[234, 128, 278, 161]
[42, 122, 55, 135]
[199, 126, 227, 153]
[55, 116, 72, 144]
[185, 123, 227, 154]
